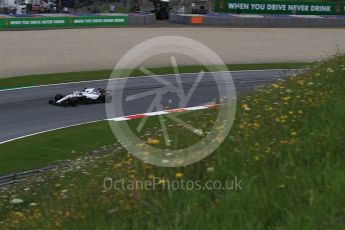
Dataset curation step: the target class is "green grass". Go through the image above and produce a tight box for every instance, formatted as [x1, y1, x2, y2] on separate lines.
[0, 122, 114, 175]
[0, 56, 344, 229]
[0, 62, 307, 90]
[0, 107, 218, 175]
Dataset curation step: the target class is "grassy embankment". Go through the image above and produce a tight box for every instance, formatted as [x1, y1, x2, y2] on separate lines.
[0, 55, 344, 229]
[0, 62, 307, 175]
[0, 63, 307, 90]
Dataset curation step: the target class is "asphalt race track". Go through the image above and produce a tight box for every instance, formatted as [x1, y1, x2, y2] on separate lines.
[0, 70, 296, 144]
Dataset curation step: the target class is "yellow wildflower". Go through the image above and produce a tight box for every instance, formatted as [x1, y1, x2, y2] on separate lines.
[148, 174, 155, 180]
[282, 96, 291, 101]
[241, 103, 250, 111]
[14, 212, 25, 219]
[158, 178, 166, 184]
[265, 147, 272, 153]
[175, 172, 184, 179]
[272, 83, 279, 89]
[147, 138, 159, 145]
[253, 122, 261, 129]
[297, 80, 305, 85]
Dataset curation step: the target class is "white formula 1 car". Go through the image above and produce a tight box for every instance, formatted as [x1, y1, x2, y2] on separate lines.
[49, 88, 112, 106]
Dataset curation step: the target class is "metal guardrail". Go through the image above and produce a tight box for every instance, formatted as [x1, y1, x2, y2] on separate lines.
[170, 13, 345, 27]
[0, 165, 56, 187]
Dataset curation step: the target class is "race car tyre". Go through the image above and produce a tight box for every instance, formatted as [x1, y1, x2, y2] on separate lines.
[55, 94, 64, 101]
[99, 95, 106, 103]
[69, 97, 79, 106]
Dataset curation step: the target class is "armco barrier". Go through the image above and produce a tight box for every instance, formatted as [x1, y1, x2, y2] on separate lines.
[170, 13, 345, 27]
[0, 13, 155, 30]
[0, 165, 55, 187]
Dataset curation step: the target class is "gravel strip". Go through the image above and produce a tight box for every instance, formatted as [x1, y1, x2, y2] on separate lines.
[0, 27, 344, 78]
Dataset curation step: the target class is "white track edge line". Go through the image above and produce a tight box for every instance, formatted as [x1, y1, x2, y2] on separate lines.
[0, 104, 219, 145]
[0, 119, 104, 145]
